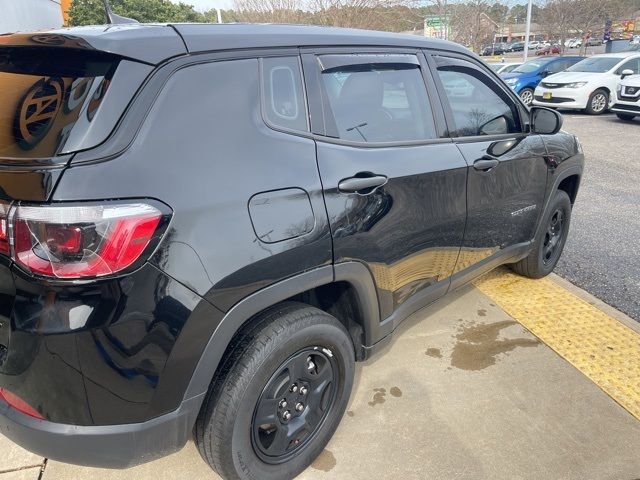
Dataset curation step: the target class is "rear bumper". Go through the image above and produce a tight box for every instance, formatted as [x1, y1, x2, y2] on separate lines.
[0, 393, 204, 468]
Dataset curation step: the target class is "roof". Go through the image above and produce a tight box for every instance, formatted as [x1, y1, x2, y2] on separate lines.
[591, 51, 640, 58]
[172, 23, 469, 54]
[0, 23, 470, 65]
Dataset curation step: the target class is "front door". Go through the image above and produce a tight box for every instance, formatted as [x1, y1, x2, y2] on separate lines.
[430, 54, 549, 285]
[303, 51, 468, 339]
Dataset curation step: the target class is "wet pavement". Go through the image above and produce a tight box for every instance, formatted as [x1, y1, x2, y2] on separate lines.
[4, 277, 640, 480]
[555, 113, 640, 321]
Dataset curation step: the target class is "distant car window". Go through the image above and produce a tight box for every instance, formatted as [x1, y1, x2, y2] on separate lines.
[502, 64, 519, 73]
[616, 58, 640, 74]
[437, 60, 522, 137]
[567, 57, 624, 73]
[261, 57, 308, 132]
[320, 61, 437, 143]
[547, 60, 569, 74]
[512, 60, 549, 73]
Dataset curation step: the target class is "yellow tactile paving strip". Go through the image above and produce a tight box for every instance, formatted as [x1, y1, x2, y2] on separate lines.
[474, 268, 640, 420]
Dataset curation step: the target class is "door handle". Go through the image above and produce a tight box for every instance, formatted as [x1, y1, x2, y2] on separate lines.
[473, 158, 500, 171]
[338, 174, 388, 194]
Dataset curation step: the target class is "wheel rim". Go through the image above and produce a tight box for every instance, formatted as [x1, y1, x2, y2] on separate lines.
[520, 90, 533, 106]
[251, 347, 338, 464]
[591, 93, 607, 112]
[542, 208, 565, 265]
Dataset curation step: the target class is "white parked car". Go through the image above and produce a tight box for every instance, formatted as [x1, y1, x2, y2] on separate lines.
[611, 73, 640, 121]
[487, 62, 522, 74]
[533, 52, 640, 114]
[565, 38, 582, 49]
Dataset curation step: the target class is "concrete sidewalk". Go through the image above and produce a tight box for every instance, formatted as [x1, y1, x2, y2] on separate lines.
[2, 273, 640, 480]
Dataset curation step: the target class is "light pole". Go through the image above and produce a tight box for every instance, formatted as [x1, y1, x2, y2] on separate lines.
[523, 0, 533, 62]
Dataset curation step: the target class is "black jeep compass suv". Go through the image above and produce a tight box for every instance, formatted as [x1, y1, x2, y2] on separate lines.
[0, 23, 583, 480]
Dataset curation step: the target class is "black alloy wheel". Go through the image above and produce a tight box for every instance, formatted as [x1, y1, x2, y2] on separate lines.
[510, 189, 572, 279]
[194, 302, 355, 480]
[541, 208, 565, 266]
[252, 348, 338, 464]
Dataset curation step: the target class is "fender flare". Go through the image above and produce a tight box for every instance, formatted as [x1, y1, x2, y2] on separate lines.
[182, 262, 380, 402]
[534, 163, 583, 240]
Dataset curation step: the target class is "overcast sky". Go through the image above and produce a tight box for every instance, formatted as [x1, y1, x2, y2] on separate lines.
[179, 0, 234, 11]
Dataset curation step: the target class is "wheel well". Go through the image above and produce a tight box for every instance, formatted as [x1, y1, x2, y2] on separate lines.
[219, 281, 368, 366]
[288, 282, 367, 360]
[558, 174, 580, 204]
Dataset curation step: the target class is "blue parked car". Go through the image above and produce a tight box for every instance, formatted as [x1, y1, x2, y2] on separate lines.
[501, 56, 585, 105]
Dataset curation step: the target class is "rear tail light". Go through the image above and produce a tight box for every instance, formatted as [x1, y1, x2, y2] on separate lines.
[0, 388, 44, 419]
[0, 203, 9, 255]
[0, 201, 170, 280]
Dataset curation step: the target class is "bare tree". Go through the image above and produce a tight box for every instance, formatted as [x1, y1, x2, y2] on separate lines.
[450, 0, 498, 51]
[540, 0, 634, 53]
[309, 0, 419, 30]
[234, 0, 311, 24]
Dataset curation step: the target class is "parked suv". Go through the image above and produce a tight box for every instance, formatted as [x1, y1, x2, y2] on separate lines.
[612, 72, 640, 121]
[0, 24, 584, 480]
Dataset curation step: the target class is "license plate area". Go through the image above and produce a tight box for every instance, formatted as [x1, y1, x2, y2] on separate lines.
[543, 92, 553, 100]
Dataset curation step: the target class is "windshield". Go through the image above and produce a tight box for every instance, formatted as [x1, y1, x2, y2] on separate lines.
[567, 57, 622, 73]
[0, 48, 117, 159]
[512, 60, 549, 73]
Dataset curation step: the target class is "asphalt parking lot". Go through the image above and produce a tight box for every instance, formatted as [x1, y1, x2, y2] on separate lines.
[554, 112, 640, 320]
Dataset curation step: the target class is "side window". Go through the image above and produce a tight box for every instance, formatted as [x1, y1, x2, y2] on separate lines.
[319, 59, 437, 143]
[436, 58, 522, 137]
[617, 58, 640, 74]
[547, 60, 567, 74]
[261, 57, 308, 132]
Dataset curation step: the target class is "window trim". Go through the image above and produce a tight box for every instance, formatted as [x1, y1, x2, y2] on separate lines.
[258, 56, 310, 135]
[615, 56, 640, 75]
[301, 50, 444, 147]
[425, 51, 531, 140]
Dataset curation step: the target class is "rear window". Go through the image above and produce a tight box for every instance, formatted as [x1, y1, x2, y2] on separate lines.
[0, 48, 117, 159]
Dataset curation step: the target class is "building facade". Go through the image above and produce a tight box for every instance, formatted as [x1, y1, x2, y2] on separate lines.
[0, 0, 66, 34]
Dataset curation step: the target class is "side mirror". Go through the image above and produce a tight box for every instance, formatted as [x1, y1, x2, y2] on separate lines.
[621, 69, 635, 79]
[540, 70, 550, 78]
[530, 107, 563, 135]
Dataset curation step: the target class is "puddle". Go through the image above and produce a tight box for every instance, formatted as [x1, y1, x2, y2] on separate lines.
[368, 388, 386, 406]
[311, 449, 336, 472]
[390, 386, 402, 397]
[425, 347, 443, 359]
[450, 320, 539, 371]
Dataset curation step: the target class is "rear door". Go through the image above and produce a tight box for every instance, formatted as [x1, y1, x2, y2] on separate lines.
[302, 50, 468, 339]
[429, 53, 549, 286]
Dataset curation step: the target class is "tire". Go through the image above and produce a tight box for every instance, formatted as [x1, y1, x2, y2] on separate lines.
[617, 113, 636, 121]
[519, 88, 534, 106]
[510, 189, 571, 279]
[194, 302, 355, 480]
[585, 89, 609, 115]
